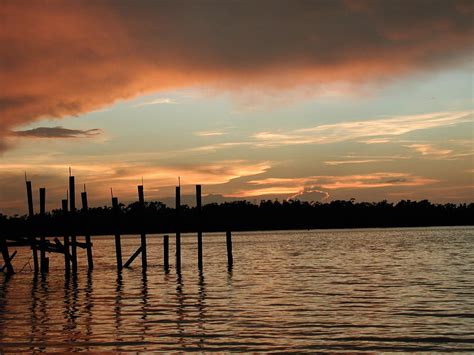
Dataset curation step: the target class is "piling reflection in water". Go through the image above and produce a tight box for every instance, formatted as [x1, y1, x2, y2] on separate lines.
[0, 228, 473, 352]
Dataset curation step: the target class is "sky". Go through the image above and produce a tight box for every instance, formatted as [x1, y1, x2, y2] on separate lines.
[0, 0, 473, 215]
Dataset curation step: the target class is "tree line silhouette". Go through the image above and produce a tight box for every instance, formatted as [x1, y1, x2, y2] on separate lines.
[1, 199, 473, 237]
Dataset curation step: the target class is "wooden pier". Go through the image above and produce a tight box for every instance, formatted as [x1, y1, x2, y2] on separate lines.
[1, 174, 234, 276]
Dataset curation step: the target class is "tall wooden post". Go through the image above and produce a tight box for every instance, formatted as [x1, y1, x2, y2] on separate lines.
[39, 187, 48, 273]
[163, 235, 169, 270]
[26, 180, 39, 273]
[81, 191, 93, 270]
[138, 185, 147, 270]
[175, 185, 181, 271]
[69, 175, 77, 273]
[226, 230, 233, 268]
[196, 185, 203, 270]
[62, 199, 70, 274]
[112, 197, 123, 271]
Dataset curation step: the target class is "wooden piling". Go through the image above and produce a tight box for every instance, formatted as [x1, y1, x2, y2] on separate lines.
[39, 187, 48, 273]
[62, 199, 70, 274]
[26, 180, 39, 273]
[81, 191, 93, 270]
[226, 231, 233, 268]
[196, 185, 203, 270]
[163, 235, 169, 270]
[138, 185, 147, 270]
[175, 186, 181, 270]
[112, 197, 123, 271]
[69, 175, 77, 273]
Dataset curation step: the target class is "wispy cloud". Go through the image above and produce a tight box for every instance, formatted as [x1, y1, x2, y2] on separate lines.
[12, 126, 102, 139]
[195, 129, 227, 137]
[246, 172, 437, 190]
[405, 143, 453, 156]
[324, 159, 391, 166]
[360, 138, 392, 144]
[253, 111, 473, 147]
[188, 142, 252, 152]
[132, 98, 176, 107]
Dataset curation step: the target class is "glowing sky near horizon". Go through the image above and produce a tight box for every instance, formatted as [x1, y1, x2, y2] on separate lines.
[0, 0, 473, 215]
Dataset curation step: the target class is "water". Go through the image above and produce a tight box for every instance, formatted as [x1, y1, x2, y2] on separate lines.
[1, 227, 473, 352]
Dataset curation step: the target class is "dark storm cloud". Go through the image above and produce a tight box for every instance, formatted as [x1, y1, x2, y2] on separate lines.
[0, 0, 472, 138]
[13, 127, 102, 139]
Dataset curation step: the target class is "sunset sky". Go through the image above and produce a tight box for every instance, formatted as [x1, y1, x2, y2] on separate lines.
[0, 0, 473, 215]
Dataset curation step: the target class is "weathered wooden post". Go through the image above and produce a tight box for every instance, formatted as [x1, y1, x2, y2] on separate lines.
[69, 174, 78, 273]
[175, 185, 181, 270]
[62, 199, 70, 274]
[138, 185, 147, 270]
[196, 185, 203, 270]
[226, 230, 233, 268]
[81, 189, 93, 270]
[39, 187, 48, 273]
[112, 196, 123, 271]
[25, 179, 39, 273]
[163, 235, 169, 270]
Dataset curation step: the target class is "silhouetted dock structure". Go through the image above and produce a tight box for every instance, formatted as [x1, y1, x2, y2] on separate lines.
[0, 173, 234, 276]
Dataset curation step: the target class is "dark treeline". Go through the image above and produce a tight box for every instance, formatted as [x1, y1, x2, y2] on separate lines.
[1, 199, 473, 237]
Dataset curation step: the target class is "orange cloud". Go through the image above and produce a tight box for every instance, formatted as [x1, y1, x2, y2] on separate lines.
[1, 1, 473, 143]
[0, 159, 271, 213]
[237, 172, 439, 198]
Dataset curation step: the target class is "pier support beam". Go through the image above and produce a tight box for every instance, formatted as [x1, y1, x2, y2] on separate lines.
[81, 191, 93, 270]
[69, 175, 77, 273]
[39, 187, 48, 273]
[112, 197, 123, 271]
[138, 185, 147, 270]
[196, 185, 203, 270]
[26, 180, 39, 273]
[163, 235, 169, 270]
[175, 186, 181, 271]
[226, 231, 233, 269]
[62, 199, 70, 274]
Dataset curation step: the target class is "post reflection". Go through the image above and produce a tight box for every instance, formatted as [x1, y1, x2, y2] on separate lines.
[197, 270, 207, 350]
[0, 274, 10, 349]
[38, 273, 50, 352]
[175, 271, 185, 349]
[140, 270, 149, 347]
[29, 274, 39, 352]
[84, 270, 94, 350]
[114, 272, 123, 350]
[63, 274, 79, 351]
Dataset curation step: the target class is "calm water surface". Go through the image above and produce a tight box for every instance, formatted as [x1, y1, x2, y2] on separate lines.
[1, 227, 473, 352]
